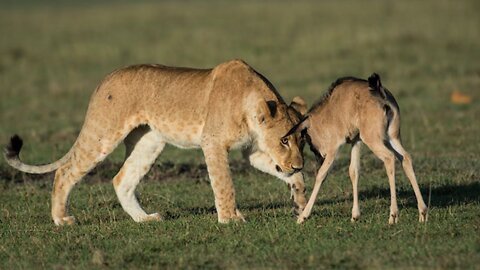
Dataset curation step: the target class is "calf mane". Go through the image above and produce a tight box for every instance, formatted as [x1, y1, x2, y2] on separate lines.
[309, 76, 365, 113]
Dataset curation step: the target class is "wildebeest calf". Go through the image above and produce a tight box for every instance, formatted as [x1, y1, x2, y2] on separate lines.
[285, 73, 428, 224]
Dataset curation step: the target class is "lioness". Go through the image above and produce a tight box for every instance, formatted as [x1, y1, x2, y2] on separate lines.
[4, 59, 307, 225]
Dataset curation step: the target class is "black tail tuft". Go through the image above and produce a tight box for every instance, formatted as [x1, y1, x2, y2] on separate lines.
[5, 134, 23, 158]
[368, 73, 382, 90]
[368, 73, 387, 99]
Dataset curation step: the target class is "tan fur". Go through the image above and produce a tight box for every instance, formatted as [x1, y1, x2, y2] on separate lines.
[295, 75, 428, 224]
[5, 60, 307, 225]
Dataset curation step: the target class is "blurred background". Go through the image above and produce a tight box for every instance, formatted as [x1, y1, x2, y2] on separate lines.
[0, 1, 479, 268]
[0, 0, 478, 184]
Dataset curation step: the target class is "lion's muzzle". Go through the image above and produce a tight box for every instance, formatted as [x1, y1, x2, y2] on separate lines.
[276, 164, 303, 176]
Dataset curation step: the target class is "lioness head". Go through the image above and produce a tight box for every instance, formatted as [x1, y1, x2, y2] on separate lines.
[253, 96, 307, 176]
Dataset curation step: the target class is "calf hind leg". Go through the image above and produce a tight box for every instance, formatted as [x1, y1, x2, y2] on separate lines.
[113, 126, 165, 222]
[363, 138, 398, 224]
[389, 137, 428, 222]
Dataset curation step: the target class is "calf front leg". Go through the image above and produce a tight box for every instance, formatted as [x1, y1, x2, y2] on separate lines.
[349, 142, 362, 222]
[297, 150, 337, 224]
[203, 147, 245, 223]
[248, 150, 307, 214]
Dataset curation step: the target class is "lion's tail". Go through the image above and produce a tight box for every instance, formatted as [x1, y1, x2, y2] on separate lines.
[4, 135, 71, 174]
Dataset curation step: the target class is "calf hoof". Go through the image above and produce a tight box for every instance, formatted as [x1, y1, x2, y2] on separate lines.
[388, 214, 398, 225]
[351, 210, 361, 223]
[351, 216, 360, 223]
[419, 210, 428, 223]
[297, 215, 307, 224]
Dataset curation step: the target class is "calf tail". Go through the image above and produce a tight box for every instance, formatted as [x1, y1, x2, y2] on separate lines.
[368, 73, 401, 140]
[368, 73, 388, 99]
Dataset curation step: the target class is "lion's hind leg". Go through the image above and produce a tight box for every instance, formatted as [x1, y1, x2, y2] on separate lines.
[52, 160, 87, 226]
[52, 136, 119, 225]
[113, 126, 165, 222]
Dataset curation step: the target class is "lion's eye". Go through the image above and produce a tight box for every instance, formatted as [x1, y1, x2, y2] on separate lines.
[281, 137, 289, 145]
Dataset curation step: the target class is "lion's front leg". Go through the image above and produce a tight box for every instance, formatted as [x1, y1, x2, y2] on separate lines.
[203, 147, 245, 223]
[286, 173, 307, 214]
[248, 151, 307, 214]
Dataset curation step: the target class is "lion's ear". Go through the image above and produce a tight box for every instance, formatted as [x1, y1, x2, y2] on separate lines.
[257, 100, 277, 124]
[289, 96, 307, 116]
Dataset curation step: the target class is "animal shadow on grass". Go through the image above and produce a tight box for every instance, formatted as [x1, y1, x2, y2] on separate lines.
[356, 181, 480, 209]
[3, 159, 477, 216]
[171, 182, 480, 221]
[162, 162, 295, 220]
[305, 157, 480, 212]
[172, 201, 292, 221]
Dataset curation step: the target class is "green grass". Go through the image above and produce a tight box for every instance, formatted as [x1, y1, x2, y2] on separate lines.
[1, 0, 479, 269]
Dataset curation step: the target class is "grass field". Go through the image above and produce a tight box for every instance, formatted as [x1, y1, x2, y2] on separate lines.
[1, 0, 479, 269]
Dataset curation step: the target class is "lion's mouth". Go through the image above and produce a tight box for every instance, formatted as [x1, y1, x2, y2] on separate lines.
[276, 165, 301, 177]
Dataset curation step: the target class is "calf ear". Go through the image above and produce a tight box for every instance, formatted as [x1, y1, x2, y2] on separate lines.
[257, 100, 277, 124]
[289, 96, 307, 116]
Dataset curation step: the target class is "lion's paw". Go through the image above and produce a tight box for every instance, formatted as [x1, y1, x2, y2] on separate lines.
[54, 216, 76, 226]
[218, 209, 246, 224]
[138, 213, 162, 222]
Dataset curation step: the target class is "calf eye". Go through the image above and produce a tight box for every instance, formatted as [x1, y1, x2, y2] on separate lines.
[281, 137, 289, 145]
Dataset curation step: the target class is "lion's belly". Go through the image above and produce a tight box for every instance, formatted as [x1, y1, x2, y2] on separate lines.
[152, 119, 204, 149]
[162, 132, 202, 149]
